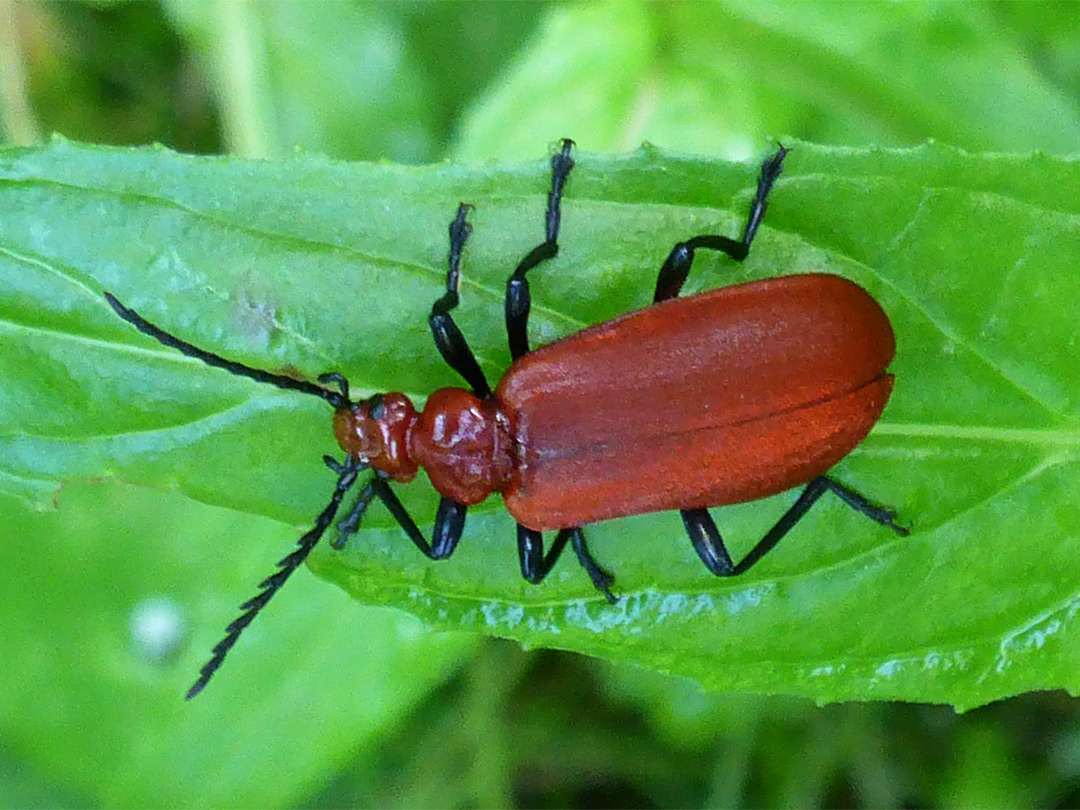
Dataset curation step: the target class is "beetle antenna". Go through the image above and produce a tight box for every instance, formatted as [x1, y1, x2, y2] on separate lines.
[104, 292, 351, 410]
[186, 454, 365, 699]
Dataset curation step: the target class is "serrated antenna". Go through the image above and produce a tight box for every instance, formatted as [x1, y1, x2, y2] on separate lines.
[186, 454, 364, 699]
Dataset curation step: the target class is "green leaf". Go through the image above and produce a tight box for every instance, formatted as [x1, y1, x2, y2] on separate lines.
[2, 136, 1079, 710]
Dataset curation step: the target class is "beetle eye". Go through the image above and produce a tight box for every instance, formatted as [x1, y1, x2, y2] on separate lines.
[369, 393, 386, 421]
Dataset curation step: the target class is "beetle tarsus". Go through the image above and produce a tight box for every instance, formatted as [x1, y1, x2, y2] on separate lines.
[819, 476, 910, 536]
[505, 138, 577, 360]
[323, 454, 367, 476]
[545, 138, 575, 242]
[518, 525, 617, 601]
[741, 144, 788, 246]
[565, 527, 618, 604]
[653, 146, 788, 303]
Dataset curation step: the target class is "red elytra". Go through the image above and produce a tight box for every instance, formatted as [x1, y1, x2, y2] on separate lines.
[334, 273, 895, 530]
[104, 140, 907, 699]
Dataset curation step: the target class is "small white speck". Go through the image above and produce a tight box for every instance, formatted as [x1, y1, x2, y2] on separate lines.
[875, 659, 903, 678]
[130, 597, 186, 663]
[395, 615, 426, 641]
[726, 585, 768, 616]
[503, 605, 524, 629]
[658, 593, 688, 618]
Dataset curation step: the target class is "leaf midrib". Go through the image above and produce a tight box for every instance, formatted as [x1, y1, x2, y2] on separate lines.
[875, 421, 1080, 447]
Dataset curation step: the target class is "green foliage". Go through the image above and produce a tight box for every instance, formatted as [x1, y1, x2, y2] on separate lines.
[455, 1, 1080, 159]
[0, 481, 477, 807]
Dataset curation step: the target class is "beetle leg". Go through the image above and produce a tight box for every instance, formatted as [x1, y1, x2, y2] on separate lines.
[370, 477, 468, 560]
[681, 508, 736, 575]
[430, 203, 493, 398]
[694, 475, 908, 577]
[739, 145, 788, 246]
[331, 477, 378, 549]
[429, 498, 469, 558]
[566, 528, 618, 604]
[518, 524, 617, 603]
[505, 138, 576, 360]
[816, 476, 909, 537]
[653, 146, 788, 303]
[517, 524, 570, 582]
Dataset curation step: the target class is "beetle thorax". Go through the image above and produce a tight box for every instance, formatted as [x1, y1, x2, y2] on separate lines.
[333, 393, 419, 482]
[333, 388, 514, 505]
[409, 387, 514, 506]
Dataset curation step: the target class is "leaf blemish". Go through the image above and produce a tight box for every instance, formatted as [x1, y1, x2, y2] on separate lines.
[481, 601, 524, 629]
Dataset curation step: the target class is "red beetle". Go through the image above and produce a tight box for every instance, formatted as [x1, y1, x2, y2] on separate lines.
[105, 141, 906, 698]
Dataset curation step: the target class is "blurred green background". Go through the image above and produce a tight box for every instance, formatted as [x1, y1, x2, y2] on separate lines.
[3, 1, 1080, 807]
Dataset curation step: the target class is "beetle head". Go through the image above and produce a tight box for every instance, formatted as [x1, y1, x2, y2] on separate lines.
[332, 393, 419, 482]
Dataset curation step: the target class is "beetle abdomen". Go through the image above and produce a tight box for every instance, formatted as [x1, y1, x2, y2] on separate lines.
[504, 375, 892, 529]
[497, 274, 895, 531]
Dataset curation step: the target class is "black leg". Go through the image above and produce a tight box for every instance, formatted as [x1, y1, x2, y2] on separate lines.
[740, 146, 787, 246]
[363, 476, 467, 561]
[332, 478, 378, 550]
[429, 204, 492, 398]
[517, 524, 617, 603]
[505, 138, 576, 360]
[567, 527, 618, 604]
[517, 524, 570, 582]
[685, 475, 908, 578]
[821, 477, 908, 533]
[653, 145, 788, 303]
[186, 454, 364, 699]
[682, 508, 735, 575]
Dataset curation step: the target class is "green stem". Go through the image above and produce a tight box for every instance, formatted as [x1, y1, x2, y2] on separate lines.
[212, 0, 275, 158]
[0, 0, 41, 145]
